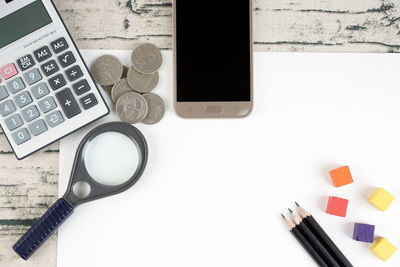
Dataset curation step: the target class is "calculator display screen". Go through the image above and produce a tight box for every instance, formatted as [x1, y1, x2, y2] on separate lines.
[0, 1, 52, 49]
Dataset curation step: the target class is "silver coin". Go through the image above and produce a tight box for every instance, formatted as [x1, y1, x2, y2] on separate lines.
[91, 55, 123, 86]
[131, 43, 162, 74]
[102, 85, 113, 95]
[116, 92, 149, 124]
[122, 65, 129, 79]
[111, 78, 134, 103]
[142, 93, 165, 125]
[127, 67, 159, 93]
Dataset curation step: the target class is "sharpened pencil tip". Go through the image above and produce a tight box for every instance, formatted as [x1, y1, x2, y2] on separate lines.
[295, 202, 299, 207]
[281, 214, 285, 219]
[288, 208, 293, 213]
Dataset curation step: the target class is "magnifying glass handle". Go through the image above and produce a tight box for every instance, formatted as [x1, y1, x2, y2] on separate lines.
[13, 198, 73, 260]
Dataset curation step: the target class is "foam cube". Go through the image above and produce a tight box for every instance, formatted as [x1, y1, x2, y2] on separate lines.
[326, 196, 349, 217]
[370, 237, 397, 261]
[329, 166, 353, 187]
[353, 223, 375, 243]
[368, 188, 395, 211]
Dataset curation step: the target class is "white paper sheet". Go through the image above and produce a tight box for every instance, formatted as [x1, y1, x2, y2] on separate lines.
[58, 51, 400, 266]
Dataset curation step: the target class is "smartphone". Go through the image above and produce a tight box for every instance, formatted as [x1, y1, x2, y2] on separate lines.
[173, 0, 253, 118]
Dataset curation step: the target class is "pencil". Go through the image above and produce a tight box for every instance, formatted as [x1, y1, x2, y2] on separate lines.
[282, 214, 329, 267]
[295, 202, 353, 267]
[289, 209, 340, 267]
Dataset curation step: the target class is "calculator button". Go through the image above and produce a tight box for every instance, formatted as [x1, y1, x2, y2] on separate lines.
[21, 105, 40, 122]
[17, 54, 35, 71]
[56, 88, 81, 119]
[12, 128, 31, 145]
[39, 96, 57, 113]
[6, 77, 25, 94]
[51, 38, 69, 54]
[14, 91, 33, 108]
[0, 100, 16, 117]
[0, 63, 18, 80]
[46, 111, 64, 128]
[49, 74, 66, 91]
[72, 79, 90, 96]
[31, 82, 49, 99]
[80, 93, 98, 110]
[65, 65, 83, 82]
[5, 114, 23, 131]
[58, 51, 76, 68]
[0, 85, 9, 101]
[23, 68, 42, 85]
[41, 60, 59, 77]
[34, 46, 52, 62]
[29, 119, 48, 136]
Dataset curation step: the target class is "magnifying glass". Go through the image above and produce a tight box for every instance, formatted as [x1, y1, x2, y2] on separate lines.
[13, 122, 148, 260]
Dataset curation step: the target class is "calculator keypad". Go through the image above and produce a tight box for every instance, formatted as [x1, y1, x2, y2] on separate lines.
[12, 128, 30, 145]
[0, 63, 18, 80]
[17, 55, 35, 71]
[14, 91, 32, 108]
[29, 119, 47, 136]
[49, 73, 66, 90]
[23, 68, 42, 85]
[65, 65, 83, 82]
[39, 96, 57, 113]
[41, 60, 59, 77]
[0, 100, 16, 117]
[56, 88, 81, 118]
[51, 38, 69, 54]
[0, 37, 102, 153]
[34, 46, 52, 62]
[0, 86, 9, 101]
[21, 105, 40, 122]
[31, 82, 49, 99]
[58, 51, 76, 68]
[7, 77, 25, 94]
[46, 111, 64, 128]
[5, 114, 23, 131]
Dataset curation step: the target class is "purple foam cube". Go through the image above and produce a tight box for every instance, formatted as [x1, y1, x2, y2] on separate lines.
[353, 223, 375, 243]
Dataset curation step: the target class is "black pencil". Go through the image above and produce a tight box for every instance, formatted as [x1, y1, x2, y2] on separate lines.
[282, 214, 329, 267]
[289, 209, 340, 267]
[295, 202, 353, 267]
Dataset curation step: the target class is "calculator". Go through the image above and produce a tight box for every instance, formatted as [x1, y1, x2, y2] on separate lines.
[0, 0, 109, 159]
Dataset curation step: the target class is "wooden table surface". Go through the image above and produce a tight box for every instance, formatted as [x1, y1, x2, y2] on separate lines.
[1, 0, 400, 266]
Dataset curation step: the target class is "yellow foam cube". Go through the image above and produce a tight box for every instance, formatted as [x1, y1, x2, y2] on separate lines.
[370, 237, 397, 261]
[368, 188, 395, 211]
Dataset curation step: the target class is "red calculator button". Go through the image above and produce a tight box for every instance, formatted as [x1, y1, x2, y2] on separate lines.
[0, 63, 18, 80]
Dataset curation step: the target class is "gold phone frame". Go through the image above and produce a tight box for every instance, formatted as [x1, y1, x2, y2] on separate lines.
[173, 0, 254, 118]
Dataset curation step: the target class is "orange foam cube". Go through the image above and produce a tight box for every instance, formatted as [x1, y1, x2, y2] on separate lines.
[329, 166, 354, 187]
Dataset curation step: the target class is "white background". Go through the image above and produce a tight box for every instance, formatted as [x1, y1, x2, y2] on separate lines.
[58, 51, 400, 266]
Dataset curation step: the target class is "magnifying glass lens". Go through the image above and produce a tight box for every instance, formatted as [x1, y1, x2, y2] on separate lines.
[83, 132, 140, 186]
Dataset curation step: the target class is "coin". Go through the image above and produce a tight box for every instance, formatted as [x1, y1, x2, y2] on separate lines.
[142, 93, 165, 125]
[91, 55, 123, 86]
[122, 65, 129, 79]
[127, 67, 159, 93]
[102, 85, 113, 95]
[111, 78, 134, 103]
[116, 92, 149, 124]
[131, 43, 162, 74]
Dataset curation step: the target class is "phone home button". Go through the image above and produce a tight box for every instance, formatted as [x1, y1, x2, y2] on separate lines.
[204, 106, 223, 114]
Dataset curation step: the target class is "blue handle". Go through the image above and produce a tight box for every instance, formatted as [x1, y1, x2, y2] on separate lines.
[13, 198, 73, 260]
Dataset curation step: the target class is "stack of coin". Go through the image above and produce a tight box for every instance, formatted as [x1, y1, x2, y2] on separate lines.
[91, 43, 165, 125]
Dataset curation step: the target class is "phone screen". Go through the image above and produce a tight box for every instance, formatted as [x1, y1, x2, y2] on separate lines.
[176, 0, 251, 102]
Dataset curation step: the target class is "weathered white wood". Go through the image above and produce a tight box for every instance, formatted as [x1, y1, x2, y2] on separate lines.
[2, 0, 400, 266]
[54, 0, 400, 52]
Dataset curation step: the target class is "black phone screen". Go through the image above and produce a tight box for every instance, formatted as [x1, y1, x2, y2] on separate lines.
[176, 0, 251, 102]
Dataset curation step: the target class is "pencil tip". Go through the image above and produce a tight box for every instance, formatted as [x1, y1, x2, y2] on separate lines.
[295, 202, 299, 207]
[281, 214, 285, 219]
[288, 208, 293, 213]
